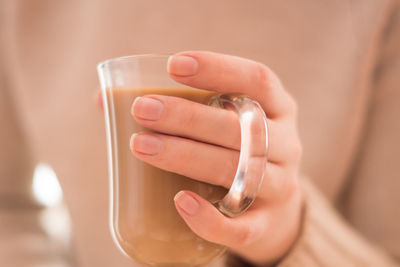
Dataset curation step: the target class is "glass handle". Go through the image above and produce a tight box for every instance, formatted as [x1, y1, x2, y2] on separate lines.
[209, 94, 269, 217]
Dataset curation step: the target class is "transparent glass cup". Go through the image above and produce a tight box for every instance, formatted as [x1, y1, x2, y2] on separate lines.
[97, 55, 269, 267]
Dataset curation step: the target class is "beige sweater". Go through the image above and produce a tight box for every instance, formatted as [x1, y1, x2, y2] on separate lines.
[0, 0, 399, 266]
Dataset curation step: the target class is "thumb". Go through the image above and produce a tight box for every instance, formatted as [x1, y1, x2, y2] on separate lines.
[174, 190, 266, 248]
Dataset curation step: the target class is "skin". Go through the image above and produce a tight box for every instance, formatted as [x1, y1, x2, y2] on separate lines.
[128, 51, 304, 265]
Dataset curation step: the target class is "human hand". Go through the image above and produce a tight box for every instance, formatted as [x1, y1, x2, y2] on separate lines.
[129, 51, 303, 265]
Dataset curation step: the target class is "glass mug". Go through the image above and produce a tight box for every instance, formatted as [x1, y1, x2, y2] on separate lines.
[97, 55, 269, 267]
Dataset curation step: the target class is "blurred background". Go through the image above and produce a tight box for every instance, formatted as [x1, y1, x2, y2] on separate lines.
[0, 161, 72, 267]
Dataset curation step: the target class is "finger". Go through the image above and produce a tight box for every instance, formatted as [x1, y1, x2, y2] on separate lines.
[130, 132, 290, 200]
[130, 132, 239, 188]
[174, 190, 267, 248]
[132, 94, 241, 150]
[167, 51, 296, 118]
[132, 95, 296, 162]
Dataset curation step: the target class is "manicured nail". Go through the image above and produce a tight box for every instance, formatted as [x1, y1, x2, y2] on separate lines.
[174, 191, 200, 216]
[130, 133, 163, 155]
[131, 96, 164, 121]
[167, 55, 199, 76]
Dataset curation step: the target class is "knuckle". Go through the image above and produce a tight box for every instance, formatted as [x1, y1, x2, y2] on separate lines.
[286, 94, 298, 116]
[284, 175, 301, 200]
[290, 138, 303, 163]
[236, 225, 256, 247]
[282, 124, 302, 163]
[294, 139, 303, 162]
[255, 62, 272, 90]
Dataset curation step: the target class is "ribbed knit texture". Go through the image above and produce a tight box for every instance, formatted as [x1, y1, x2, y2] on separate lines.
[226, 178, 399, 267]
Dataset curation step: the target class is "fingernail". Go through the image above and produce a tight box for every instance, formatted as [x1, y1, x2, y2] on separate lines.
[131, 96, 164, 121]
[167, 55, 199, 76]
[130, 133, 163, 155]
[174, 191, 200, 216]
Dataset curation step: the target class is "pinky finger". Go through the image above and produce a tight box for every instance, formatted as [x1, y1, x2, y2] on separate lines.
[174, 190, 267, 248]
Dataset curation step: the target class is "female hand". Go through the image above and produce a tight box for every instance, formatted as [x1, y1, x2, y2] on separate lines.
[130, 51, 303, 265]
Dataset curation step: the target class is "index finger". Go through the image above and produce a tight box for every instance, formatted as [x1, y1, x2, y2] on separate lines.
[167, 51, 296, 118]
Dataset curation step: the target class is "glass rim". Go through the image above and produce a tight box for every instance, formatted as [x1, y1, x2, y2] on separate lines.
[97, 53, 172, 71]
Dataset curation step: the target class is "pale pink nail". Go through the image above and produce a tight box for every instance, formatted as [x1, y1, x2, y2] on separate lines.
[174, 191, 200, 216]
[131, 96, 164, 120]
[167, 55, 199, 76]
[130, 133, 163, 155]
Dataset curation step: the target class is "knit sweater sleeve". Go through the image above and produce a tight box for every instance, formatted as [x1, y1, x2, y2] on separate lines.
[277, 178, 399, 267]
[225, 178, 399, 267]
